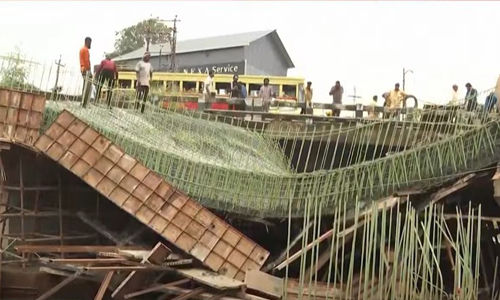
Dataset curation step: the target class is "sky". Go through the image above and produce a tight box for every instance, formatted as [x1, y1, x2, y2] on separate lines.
[0, 1, 499, 105]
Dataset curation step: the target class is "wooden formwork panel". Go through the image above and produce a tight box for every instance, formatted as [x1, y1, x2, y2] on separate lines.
[34, 110, 269, 280]
[0, 88, 46, 145]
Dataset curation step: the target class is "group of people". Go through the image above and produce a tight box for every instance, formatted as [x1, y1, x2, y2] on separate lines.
[301, 80, 498, 118]
[301, 81, 407, 118]
[202, 72, 275, 111]
[450, 83, 498, 113]
[79, 36, 153, 112]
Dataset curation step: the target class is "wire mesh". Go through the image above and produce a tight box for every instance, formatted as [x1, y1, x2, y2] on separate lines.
[2, 53, 500, 218]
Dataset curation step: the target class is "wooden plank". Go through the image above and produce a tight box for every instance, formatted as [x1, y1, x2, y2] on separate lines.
[94, 271, 114, 300]
[165, 286, 268, 300]
[112, 242, 171, 299]
[261, 221, 314, 272]
[77, 211, 122, 244]
[171, 287, 205, 300]
[428, 173, 475, 205]
[275, 219, 366, 271]
[244, 269, 283, 299]
[35, 271, 81, 300]
[35, 110, 270, 280]
[177, 268, 246, 291]
[15, 245, 144, 253]
[123, 278, 190, 299]
[43, 258, 127, 264]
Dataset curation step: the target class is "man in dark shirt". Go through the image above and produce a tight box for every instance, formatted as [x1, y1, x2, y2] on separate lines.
[230, 75, 244, 110]
[230, 75, 241, 99]
[465, 83, 478, 111]
[96, 54, 117, 107]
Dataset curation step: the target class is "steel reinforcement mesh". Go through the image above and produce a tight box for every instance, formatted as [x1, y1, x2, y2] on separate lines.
[41, 100, 500, 218]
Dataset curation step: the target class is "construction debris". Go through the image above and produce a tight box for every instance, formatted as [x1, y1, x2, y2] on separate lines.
[1, 85, 500, 300]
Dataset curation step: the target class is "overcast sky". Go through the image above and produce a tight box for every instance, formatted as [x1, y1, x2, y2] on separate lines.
[0, 1, 499, 104]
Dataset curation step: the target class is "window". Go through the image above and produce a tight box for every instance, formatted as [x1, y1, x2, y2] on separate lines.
[118, 80, 132, 88]
[282, 85, 297, 99]
[215, 82, 231, 95]
[151, 80, 164, 89]
[166, 81, 180, 92]
[183, 81, 197, 92]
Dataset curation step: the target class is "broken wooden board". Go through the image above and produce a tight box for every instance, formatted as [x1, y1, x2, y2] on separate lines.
[34, 110, 270, 280]
[286, 279, 345, 300]
[0, 88, 46, 146]
[112, 242, 171, 299]
[177, 268, 246, 291]
[244, 269, 283, 299]
[15, 245, 145, 254]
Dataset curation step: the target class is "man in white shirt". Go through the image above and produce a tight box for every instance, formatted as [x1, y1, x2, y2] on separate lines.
[135, 52, 153, 113]
[367, 95, 379, 118]
[203, 71, 215, 103]
[259, 78, 274, 112]
[449, 84, 459, 106]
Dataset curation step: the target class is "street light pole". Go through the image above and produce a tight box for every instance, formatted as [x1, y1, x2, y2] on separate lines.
[158, 44, 163, 71]
[403, 68, 414, 91]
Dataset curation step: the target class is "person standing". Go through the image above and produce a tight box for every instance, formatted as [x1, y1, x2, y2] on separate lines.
[384, 83, 406, 108]
[302, 81, 313, 115]
[204, 71, 215, 103]
[230, 75, 241, 99]
[135, 52, 153, 113]
[383, 83, 406, 118]
[368, 95, 379, 118]
[449, 84, 460, 106]
[485, 91, 497, 113]
[96, 54, 117, 107]
[79, 37, 92, 108]
[259, 78, 273, 112]
[239, 81, 247, 99]
[465, 83, 478, 111]
[329, 81, 343, 117]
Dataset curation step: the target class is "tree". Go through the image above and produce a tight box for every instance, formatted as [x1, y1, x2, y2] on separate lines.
[0, 47, 38, 91]
[108, 18, 172, 59]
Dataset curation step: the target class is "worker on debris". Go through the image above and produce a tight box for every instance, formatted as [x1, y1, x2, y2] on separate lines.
[301, 81, 313, 115]
[449, 84, 460, 106]
[465, 83, 478, 111]
[96, 54, 117, 108]
[485, 91, 498, 113]
[230, 74, 241, 99]
[329, 81, 343, 117]
[259, 78, 274, 112]
[239, 81, 247, 99]
[204, 70, 215, 103]
[383, 83, 406, 118]
[368, 95, 379, 118]
[135, 52, 153, 113]
[79, 37, 92, 108]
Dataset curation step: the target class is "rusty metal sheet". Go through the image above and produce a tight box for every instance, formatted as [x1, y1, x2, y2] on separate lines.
[0, 88, 46, 146]
[34, 110, 270, 280]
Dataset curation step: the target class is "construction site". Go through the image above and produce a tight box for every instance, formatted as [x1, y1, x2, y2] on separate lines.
[0, 50, 500, 300]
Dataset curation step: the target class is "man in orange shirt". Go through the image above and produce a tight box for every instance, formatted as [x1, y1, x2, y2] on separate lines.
[79, 37, 92, 107]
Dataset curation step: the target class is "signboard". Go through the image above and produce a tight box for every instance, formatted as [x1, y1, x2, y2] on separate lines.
[181, 61, 245, 75]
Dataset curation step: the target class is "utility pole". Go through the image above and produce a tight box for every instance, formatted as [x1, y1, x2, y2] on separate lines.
[159, 15, 180, 72]
[348, 86, 363, 118]
[158, 44, 164, 71]
[402, 68, 413, 91]
[348, 86, 362, 103]
[53, 55, 65, 95]
[145, 15, 156, 52]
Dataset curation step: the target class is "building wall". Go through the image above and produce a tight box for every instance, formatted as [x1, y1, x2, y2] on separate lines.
[116, 47, 245, 73]
[114, 36, 290, 77]
[244, 35, 289, 77]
